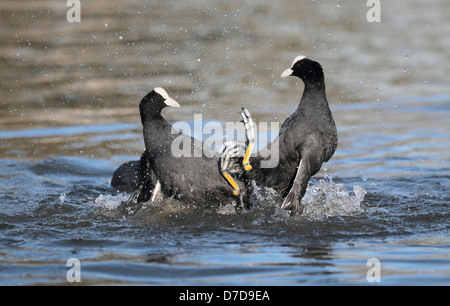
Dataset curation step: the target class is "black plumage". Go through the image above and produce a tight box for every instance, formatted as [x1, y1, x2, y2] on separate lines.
[111, 160, 140, 193]
[111, 57, 336, 216]
[129, 87, 244, 206]
[249, 56, 338, 215]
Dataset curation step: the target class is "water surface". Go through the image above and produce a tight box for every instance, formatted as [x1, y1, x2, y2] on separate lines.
[1, 0, 449, 285]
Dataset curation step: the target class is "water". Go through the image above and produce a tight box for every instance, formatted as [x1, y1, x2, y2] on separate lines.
[1, 0, 450, 285]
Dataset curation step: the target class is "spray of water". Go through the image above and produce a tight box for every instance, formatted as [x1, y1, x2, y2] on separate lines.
[301, 179, 367, 219]
[93, 177, 367, 221]
[246, 177, 367, 221]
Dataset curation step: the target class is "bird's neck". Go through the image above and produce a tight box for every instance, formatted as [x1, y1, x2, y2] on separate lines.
[143, 113, 171, 131]
[142, 114, 173, 154]
[298, 78, 329, 109]
[303, 78, 326, 93]
[140, 109, 163, 125]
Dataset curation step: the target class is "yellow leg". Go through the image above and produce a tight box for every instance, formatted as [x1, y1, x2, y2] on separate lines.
[242, 142, 254, 171]
[222, 172, 240, 196]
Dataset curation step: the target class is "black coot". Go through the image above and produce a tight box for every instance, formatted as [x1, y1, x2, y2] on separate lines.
[248, 56, 338, 215]
[125, 87, 245, 207]
[111, 160, 140, 193]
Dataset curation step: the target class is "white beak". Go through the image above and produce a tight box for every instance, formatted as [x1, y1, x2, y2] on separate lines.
[154, 87, 181, 107]
[281, 68, 293, 78]
[164, 97, 180, 108]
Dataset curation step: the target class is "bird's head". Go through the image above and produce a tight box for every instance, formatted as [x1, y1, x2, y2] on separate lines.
[139, 87, 180, 123]
[281, 55, 324, 84]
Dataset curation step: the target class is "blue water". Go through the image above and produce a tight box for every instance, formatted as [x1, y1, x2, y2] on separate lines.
[1, 0, 450, 286]
[1, 96, 449, 285]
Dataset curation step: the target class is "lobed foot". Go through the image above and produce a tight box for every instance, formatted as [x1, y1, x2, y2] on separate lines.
[219, 107, 256, 196]
[220, 141, 245, 196]
[240, 108, 255, 172]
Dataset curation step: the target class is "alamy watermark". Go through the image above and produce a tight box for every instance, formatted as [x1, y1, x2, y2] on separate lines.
[366, 258, 381, 282]
[68, 1, 381, 24]
[65, 257, 382, 283]
[66, 258, 81, 282]
[66, 0, 81, 22]
[170, 114, 280, 168]
[366, 0, 381, 23]
[67, 1, 381, 24]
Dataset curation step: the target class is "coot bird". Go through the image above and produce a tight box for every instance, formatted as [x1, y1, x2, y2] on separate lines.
[124, 87, 245, 207]
[111, 159, 140, 193]
[239, 56, 338, 215]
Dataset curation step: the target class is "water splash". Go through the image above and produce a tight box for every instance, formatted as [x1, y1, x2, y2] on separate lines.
[248, 178, 367, 221]
[91, 178, 367, 222]
[91, 193, 129, 218]
[301, 179, 367, 220]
